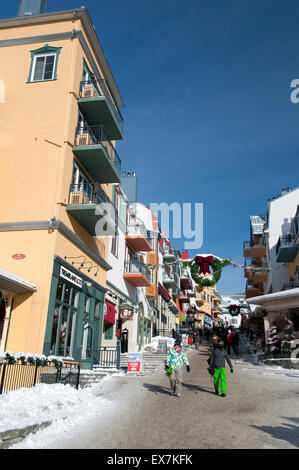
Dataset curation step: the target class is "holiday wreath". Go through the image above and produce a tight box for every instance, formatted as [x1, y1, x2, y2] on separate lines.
[183, 255, 231, 287]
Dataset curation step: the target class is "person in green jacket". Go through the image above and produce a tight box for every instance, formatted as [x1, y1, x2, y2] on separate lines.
[209, 340, 233, 397]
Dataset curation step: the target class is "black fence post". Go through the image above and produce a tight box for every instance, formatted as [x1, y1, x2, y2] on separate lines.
[76, 364, 81, 390]
[33, 363, 39, 387]
[116, 340, 121, 370]
[0, 363, 6, 395]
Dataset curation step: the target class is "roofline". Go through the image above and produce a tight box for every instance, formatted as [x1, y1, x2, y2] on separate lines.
[247, 287, 299, 305]
[0, 8, 125, 108]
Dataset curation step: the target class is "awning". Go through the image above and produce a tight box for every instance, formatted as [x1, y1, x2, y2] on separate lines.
[0, 268, 36, 295]
[168, 301, 178, 314]
[158, 282, 171, 302]
[246, 288, 299, 312]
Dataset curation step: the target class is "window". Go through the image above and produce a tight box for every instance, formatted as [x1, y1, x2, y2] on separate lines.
[111, 233, 119, 257]
[50, 280, 79, 357]
[28, 45, 62, 83]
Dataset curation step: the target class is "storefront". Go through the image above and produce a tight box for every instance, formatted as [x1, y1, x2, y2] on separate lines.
[43, 256, 106, 369]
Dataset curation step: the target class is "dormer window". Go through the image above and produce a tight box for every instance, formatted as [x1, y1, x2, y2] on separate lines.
[28, 44, 62, 82]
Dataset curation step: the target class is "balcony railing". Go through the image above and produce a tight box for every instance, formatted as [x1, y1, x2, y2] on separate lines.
[282, 282, 299, 291]
[69, 182, 118, 222]
[276, 235, 295, 255]
[124, 260, 151, 281]
[79, 79, 123, 132]
[75, 124, 121, 177]
[126, 222, 148, 239]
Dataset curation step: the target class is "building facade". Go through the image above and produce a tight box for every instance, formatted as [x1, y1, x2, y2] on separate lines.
[0, 7, 124, 368]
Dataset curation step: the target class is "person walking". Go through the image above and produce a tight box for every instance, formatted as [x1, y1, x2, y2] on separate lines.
[209, 340, 233, 397]
[232, 329, 240, 356]
[194, 329, 201, 350]
[210, 331, 219, 350]
[226, 329, 234, 355]
[165, 341, 190, 397]
[188, 328, 194, 348]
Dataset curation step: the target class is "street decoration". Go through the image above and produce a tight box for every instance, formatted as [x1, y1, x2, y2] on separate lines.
[228, 305, 241, 316]
[183, 254, 231, 287]
[119, 304, 134, 320]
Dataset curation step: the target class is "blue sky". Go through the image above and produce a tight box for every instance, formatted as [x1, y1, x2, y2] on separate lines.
[3, 0, 299, 293]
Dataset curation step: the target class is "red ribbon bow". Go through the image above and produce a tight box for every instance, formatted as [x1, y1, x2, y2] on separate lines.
[195, 255, 214, 275]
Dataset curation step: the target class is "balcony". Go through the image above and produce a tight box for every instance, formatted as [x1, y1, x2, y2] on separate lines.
[123, 260, 151, 287]
[163, 248, 176, 263]
[73, 125, 121, 183]
[243, 238, 266, 259]
[282, 282, 299, 291]
[78, 79, 123, 140]
[276, 236, 298, 263]
[146, 284, 159, 298]
[162, 267, 178, 289]
[252, 265, 269, 284]
[67, 182, 118, 236]
[180, 269, 193, 290]
[195, 297, 204, 306]
[245, 283, 261, 299]
[125, 223, 152, 253]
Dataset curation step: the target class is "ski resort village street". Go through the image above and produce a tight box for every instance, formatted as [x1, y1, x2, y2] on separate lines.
[4, 337, 299, 450]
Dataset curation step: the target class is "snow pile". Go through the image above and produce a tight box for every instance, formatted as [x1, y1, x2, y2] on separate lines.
[0, 375, 121, 437]
[142, 336, 175, 352]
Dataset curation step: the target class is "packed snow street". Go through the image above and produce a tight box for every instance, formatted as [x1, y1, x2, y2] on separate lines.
[2, 334, 298, 450]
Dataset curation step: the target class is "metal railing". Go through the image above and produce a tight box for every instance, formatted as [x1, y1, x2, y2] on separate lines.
[244, 237, 266, 249]
[92, 344, 120, 369]
[0, 360, 80, 394]
[79, 79, 123, 132]
[74, 124, 121, 177]
[282, 282, 299, 291]
[126, 222, 149, 240]
[69, 182, 118, 225]
[124, 260, 151, 281]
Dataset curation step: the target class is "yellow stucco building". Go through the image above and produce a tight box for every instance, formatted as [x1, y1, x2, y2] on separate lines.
[0, 7, 124, 368]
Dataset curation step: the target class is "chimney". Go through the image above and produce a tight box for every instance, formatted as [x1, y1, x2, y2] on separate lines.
[18, 0, 47, 16]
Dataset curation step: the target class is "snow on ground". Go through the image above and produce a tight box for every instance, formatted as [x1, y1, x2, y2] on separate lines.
[2, 335, 298, 449]
[0, 372, 127, 449]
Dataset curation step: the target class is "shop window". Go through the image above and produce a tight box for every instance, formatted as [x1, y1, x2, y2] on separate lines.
[50, 281, 79, 357]
[104, 322, 114, 340]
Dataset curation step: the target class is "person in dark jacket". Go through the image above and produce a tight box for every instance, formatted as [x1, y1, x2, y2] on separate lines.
[209, 340, 233, 397]
[232, 330, 240, 356]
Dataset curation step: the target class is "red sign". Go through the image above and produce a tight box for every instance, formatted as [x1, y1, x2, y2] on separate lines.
[127, 361, 141, 373]
[12, 254, 26, 260]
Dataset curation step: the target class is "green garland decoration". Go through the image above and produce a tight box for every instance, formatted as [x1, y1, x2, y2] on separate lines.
[185, 256, 231, 287]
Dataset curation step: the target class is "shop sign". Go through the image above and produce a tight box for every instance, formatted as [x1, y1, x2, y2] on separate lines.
[127, 353, 143, 375]
[60, 266, 82, 288]
[175, 317, 180, 324]
[12, 254, 26, 260]
[119, 304, 134, 320]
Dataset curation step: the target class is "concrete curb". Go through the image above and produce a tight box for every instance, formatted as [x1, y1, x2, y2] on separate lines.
[0, 421, 52, 449]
